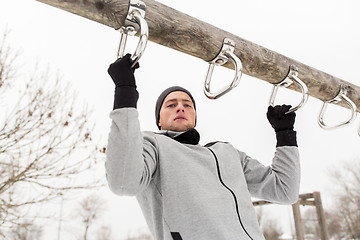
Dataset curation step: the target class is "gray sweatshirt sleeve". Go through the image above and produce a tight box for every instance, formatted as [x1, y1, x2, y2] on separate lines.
[105, 108, 158, 196]
[241, 146, 300, 204]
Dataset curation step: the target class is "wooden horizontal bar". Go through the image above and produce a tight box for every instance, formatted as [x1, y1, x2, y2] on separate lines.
[35, 0, 360, 112]
[252, 200, 272, 206]
[299, 192, 315, 200]
[299, 200, 316, 206]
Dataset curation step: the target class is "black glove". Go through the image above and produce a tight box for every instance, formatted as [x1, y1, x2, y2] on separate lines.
[267, 105, 297, 147]
[267, 105, 295, 132]
[108, 54, 140, 109]
[108, 54, 139, 87]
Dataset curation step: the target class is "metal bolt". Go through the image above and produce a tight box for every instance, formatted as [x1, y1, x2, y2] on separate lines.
[216, 59, 225, 64]
[125, 26, 136, 32]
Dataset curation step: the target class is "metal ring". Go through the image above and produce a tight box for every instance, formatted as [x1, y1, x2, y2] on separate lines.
[269, 65, 309, 114]
[117, 0, 148, 68]
[129, 11, 148, 67]
[204, 38, 242, 99]
[318, 86, 357, 130]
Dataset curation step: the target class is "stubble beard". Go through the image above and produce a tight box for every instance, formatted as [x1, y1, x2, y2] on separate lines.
[167, 122, 194, 132]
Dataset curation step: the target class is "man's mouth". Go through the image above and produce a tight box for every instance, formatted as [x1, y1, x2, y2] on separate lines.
[174, 116, 187, 121]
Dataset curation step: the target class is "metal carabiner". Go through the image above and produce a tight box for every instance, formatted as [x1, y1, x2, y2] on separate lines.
[117, 0, 148, 68]
[318, 85, 357, 130]
[204, 38, 242, 99]
[269, 65, 309, 114]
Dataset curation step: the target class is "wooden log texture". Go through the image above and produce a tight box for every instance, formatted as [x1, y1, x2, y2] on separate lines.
[36, 0, 360, 112]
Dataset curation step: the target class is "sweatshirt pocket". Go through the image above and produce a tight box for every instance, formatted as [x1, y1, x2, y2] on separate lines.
[171, 232, 183, 240]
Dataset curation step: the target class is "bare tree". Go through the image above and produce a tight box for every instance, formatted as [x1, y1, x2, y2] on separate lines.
[262, 221, 282, 240]
[77, 194, 105, 240]
[327, 159, 360, 239]
[9, 221, 42, 240]
[256, 205, 264, 227]
[0, 29, 16, 89]
[96, 225, 112, 240]
[0, 31, 105, 237]
[125, 232, 153, 240]
[324, 209, 342, 240]
[301, 208, 320, 239]
[256, 206, 283, 240]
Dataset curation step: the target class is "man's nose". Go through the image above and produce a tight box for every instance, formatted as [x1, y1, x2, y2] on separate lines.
[176, 104, 185, 112]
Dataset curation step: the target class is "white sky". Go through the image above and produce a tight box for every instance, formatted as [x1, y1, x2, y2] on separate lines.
[1, 0, 360, 239]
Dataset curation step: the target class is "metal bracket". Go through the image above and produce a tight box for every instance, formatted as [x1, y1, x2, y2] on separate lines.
[204, 38, 243, 99]
[117, 0, 148, 67]
[269, 65, 309, 114]
[318, 85, 357, 130]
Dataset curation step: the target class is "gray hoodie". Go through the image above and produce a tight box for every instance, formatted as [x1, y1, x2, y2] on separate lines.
[106, 108, 300, 240]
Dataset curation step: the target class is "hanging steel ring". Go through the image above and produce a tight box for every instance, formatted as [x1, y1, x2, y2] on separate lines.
[204, 38, 242, 99]
[318, 86, 357, 130]
[129, 11, 148, 67]
[117, 0, 148, 68]
[269, 65, 309, 114]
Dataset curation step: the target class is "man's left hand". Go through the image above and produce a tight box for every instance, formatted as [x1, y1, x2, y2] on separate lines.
[267, 105, 296, 132]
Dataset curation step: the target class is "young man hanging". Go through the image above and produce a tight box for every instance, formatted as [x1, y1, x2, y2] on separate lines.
[105, 54, 300, 240]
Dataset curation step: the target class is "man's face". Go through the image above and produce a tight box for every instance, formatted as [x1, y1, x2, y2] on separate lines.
[158, 91, 196, 132]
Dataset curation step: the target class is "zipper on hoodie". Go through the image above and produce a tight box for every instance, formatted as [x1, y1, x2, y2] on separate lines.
[207, 147, 254, 240]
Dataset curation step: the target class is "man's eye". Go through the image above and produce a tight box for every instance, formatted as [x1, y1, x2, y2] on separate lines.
[168, 104, 175, 108]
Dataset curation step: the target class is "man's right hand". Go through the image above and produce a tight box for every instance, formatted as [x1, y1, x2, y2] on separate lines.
[108, 53, 140, 88]
[108, 54, 140, 110]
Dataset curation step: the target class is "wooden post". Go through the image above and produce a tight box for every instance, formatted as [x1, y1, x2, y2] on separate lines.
[253, 192, 330, 240]
[292, 201, 305, 240]
[35, 0, 360, 112]
[313, 192, 329, 240]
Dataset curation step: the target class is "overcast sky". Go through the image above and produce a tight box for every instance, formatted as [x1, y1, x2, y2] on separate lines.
[1, 0, 360, 239]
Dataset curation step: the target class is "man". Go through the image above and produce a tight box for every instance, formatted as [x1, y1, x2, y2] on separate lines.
[106, 54, 300, 240]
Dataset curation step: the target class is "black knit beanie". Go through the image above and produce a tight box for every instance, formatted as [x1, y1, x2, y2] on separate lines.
[155, 86, 196, 129]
